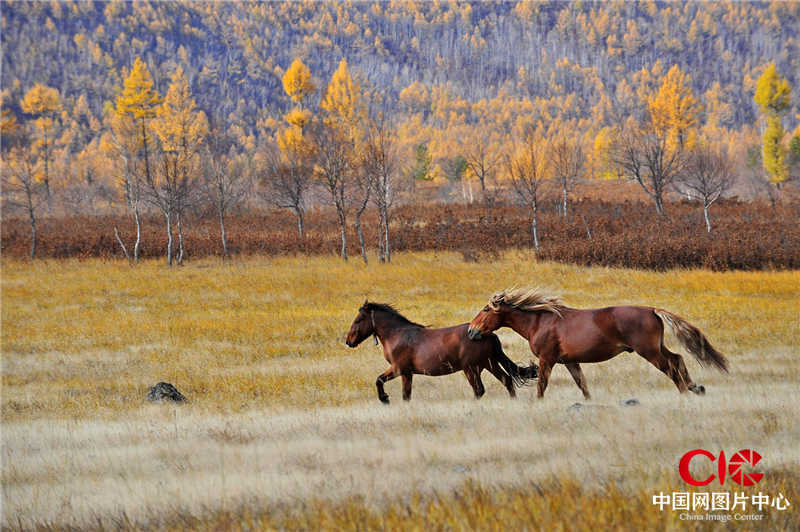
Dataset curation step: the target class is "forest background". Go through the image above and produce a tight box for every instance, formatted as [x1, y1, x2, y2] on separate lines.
[2, 1, 799, 268]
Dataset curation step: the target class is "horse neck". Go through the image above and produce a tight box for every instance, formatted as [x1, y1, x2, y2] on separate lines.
[371, 310, 411, 342]
[504, 309, 543, 341]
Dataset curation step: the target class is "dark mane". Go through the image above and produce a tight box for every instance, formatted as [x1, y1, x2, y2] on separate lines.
[361, 302, 426, 328]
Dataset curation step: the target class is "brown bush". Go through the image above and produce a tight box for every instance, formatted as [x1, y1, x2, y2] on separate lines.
[1, 198, 798, 271]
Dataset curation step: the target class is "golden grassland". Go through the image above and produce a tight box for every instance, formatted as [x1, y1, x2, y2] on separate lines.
[2, 252, 799, 529]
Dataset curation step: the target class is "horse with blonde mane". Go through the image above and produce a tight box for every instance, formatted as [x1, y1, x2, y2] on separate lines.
[467, 289, 729, 399]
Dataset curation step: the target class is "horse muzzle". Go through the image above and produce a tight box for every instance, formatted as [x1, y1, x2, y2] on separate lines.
[467, 327, 482, 340]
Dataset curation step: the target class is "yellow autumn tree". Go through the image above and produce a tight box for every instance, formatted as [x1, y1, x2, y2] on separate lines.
[278, 58, 315, 161]
[266, 59, 317, 240]
[20, 83, 61, 202]
[754, 62, 791, 188]
[590, 126, 618, 180]
[109, 57, 161, 262]
[318, 58, 368, 261]
[282, 58, 315, 105]
[151, 66, 209, 265]
[321, 58, 367, 142]
[115, 57, 161, 185]
[648, 64, 701, 150]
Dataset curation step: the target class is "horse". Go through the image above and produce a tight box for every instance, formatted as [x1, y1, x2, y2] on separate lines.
[467, 288, 729, 399]
[346, 301, 538, 403]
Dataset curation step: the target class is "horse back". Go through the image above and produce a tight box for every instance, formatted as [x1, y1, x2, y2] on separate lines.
[551, 306, 660, 362]
[405, 323, 496, 376]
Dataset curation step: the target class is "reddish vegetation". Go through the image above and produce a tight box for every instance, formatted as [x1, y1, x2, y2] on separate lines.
[2, 198, 798, 271]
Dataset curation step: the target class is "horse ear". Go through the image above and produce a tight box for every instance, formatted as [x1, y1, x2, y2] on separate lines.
[363, 298, 369, 306]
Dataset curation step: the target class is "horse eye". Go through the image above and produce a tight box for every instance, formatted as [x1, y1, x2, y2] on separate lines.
[482, 307, 489, 313]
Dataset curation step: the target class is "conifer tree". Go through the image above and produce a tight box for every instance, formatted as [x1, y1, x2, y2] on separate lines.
[115, 57, 161, 188]
[754, 62, 791, 190]
[20, 84, 61, 205]
[648, 65, 700, 151]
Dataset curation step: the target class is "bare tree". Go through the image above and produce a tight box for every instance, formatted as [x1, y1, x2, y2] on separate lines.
[105, 114, 145, 262]
[551, 137, 584, 218]
[363, 116, 401, 263]
[507, 132, 549, 250]
[352, 160, 372, 264]
[677, 145, 734, 233]
[313, 123, 353, 260]
[463, 134, 500, 217]
[147, 151, 184, 265]
[612, 122, 686, 215]
[202, 128, 251, 258]
[260, 139, 314, 239]
[2, 145, 41, 259]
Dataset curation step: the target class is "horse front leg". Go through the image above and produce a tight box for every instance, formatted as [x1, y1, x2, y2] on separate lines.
[376, 368, 398, 404]
[536, 357, 555, 399]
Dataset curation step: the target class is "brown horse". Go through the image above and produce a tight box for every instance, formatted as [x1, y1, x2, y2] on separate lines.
[467, 289, 729, 399]
[346, 301, 538, 403]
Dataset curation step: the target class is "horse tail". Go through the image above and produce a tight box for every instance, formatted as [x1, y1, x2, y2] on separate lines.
[488, 334, 539, 386]
[654, 309, 729, 373]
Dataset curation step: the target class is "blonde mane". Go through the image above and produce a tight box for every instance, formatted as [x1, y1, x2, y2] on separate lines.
[489, 288, 564, 317]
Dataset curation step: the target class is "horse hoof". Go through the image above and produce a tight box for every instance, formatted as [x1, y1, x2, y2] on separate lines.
[379, 395, 390, 404]
[690, 384, 706, 396]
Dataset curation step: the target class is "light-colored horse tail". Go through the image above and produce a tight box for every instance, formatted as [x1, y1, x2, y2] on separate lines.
[654, 309, 729, 373]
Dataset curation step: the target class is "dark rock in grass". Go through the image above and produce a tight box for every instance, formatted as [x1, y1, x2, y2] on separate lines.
[567, 402, 616, 413]
[568, 402, 606, 412]
[146, 382, 186, 403]
[621, 398, 640, 407]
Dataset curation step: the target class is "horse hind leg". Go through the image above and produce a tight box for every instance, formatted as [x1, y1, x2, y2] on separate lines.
[485, 360, 516, 398]
[464, 367, 485, 399]
[637, 345, 696, 394]
[402, 372, 413, 401]
[664, 346, 705, 395]
[565, 362, 591, 400]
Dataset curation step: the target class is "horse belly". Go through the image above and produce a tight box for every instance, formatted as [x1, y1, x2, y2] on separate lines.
[413, 355, 461, 376]
[559, 336, 624, 364]
[410, 336, 463, 376]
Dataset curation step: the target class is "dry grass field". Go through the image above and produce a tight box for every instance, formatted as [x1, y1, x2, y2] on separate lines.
[2, 252, 799, 530]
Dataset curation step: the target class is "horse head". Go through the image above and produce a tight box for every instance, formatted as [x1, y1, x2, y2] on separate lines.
[467, 297, 505, 340]
[346, 300, 375, 347]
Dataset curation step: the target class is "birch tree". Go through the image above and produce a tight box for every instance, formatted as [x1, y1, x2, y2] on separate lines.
[677, 144, 734, 233]
[150, 66, 208, 265]
[364, 116, 401, 262]
[111, 57, 161, 262]
[202, 125, 250, 258]
[550, 136, 584, 218]
[318, 59, 367, 261]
